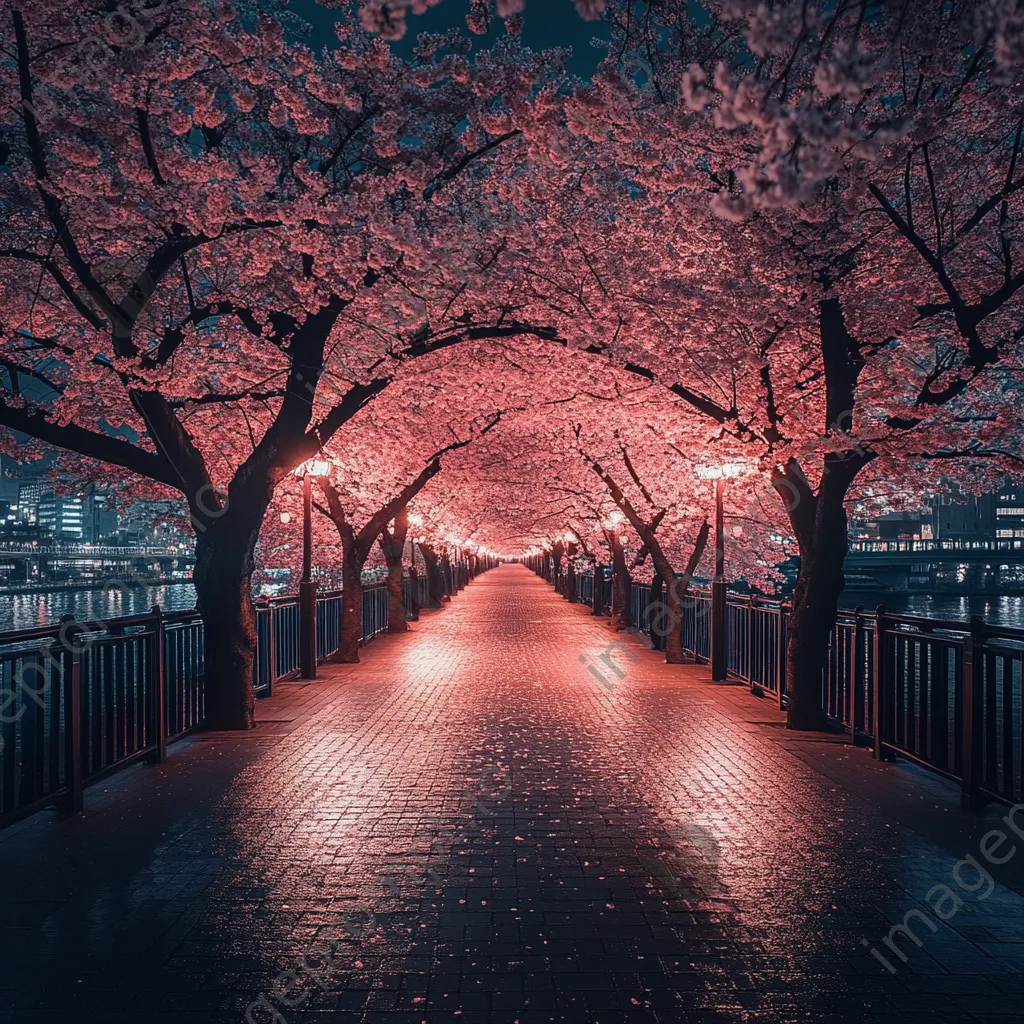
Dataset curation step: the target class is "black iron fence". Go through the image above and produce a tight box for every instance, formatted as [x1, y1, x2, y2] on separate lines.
[0, 562, 474, 829]
[569, 569, 1023, 808]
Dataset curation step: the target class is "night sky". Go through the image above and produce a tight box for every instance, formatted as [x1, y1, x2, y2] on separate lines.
[291, 0, 610, 80]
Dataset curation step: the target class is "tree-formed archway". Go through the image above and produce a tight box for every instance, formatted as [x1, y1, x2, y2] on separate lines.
[1, 0, 1021, 730]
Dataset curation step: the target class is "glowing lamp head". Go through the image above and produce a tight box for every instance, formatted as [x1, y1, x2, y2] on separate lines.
[292, 458, 330, 478]
[279, 512, 291, 525]
[695, 462, 747, 480]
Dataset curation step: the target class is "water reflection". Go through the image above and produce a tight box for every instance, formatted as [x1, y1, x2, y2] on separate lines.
[0, 582, 197, 631]
[848, 591, 1024, 627]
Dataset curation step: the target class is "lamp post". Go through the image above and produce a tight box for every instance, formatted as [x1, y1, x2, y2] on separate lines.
[695, 462, 746, 681]
[602, 510, 629, 628]
[292, 458, 330, 679]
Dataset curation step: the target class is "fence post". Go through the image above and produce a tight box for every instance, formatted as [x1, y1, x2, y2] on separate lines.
[775, 604, 787, 709]
[266, 600, 276, 698]
[148, 605, 167, 764]
[299, 581, 317, 680]
[872, 605, 894, 761]
[710, 578, 727, 682]
[961, 616, 985, 810]
[60, 616, 83, 814]
[747, 597, 761, 696]
[849, 606, 863, 743]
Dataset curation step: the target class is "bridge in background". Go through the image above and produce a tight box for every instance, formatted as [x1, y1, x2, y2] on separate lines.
[843, 538, 1024, 590]
[846, 538, 1024, 564]
[0, 542, 196, 584]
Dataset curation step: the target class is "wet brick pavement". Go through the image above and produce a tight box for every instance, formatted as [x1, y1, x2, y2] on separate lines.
[1, 564, 1023, 1023]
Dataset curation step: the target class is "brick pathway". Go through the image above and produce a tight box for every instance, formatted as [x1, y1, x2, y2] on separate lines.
[2, 564, 1023, 1024]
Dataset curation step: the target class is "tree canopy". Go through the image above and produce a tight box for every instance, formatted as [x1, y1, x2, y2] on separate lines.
[1, 0, 1021, 728]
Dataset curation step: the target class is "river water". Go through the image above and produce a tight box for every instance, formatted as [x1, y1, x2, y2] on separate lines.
[2, 583, 1024, 633]
[837, 591, 1024, 628]
[0, 583, 198, 632]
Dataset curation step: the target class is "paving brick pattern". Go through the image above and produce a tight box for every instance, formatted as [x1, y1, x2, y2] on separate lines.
[2, 564, 1023, 1023]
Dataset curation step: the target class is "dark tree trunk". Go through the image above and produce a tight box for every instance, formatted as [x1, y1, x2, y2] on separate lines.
[610, 539, 631, 632]
[336, 545, 364, 663]
[777, 297, 872, 729]
[551, 551, 563, 592]
[439, 553, 453, 600]
[192, 505, 265, 731]
[592, 564, 605, 615]
[783, 468, 854, 730]
[421, 546, 445, 607]
[385, 558, 405, 632]
[566, 557, 578, 603]
[649, 523, 709, 665]
[649, 572, 665, 651]
[407, 561, 421, 620]
[379, 511, 409, 634]
[661, 572, 684, 663]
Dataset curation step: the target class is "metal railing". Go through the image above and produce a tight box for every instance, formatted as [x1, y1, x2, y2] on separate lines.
[0, 562, 476, 828]
[401, 574, 431, 616]
[573, 566, 609, 614]
[0, 609, 200, 828]
[253, 585, 398, 695]
[568, 568, 1023, 806]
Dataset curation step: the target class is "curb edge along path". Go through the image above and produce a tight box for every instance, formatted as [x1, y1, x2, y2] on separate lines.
[0, 563, 1021, 1023]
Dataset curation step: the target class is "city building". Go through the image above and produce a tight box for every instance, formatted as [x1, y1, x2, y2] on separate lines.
[17, 481, 48, 525]
[866, 511, 922, 541]
[36, 491, 85, 539]
[0, 454, 23, 503]
[920, 482, 994, 541]
[16, 482, 118, 541]
[872, 477, 1024, 543]
[995, 481, 1024, 539]
[82, 485, 118, 542]
[116, 499, 190, 545]
[850, 479, 1024, 544]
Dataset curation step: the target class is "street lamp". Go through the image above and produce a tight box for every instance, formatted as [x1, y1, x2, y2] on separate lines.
[292, 458, 330, 679]
[695, 462, 748, 681]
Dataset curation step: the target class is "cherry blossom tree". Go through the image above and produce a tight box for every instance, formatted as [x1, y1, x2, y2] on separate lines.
[481, 0, 1024, 726]
[357, 0, 607, 41]
[5, 0, 1023, 738]
[646, 0, 1024, 724]
[313, 412, 501, 661]
[0, 0, 564, 727]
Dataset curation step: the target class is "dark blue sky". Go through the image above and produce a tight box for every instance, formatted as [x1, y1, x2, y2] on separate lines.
[291, 1, 610, 79]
